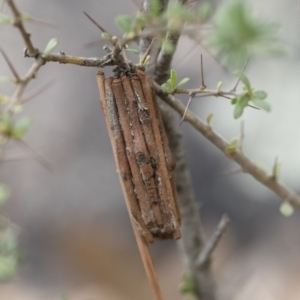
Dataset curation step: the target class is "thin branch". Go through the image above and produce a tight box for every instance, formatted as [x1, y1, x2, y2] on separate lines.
[0, 149, 34, 162]
[175, 87, 259, 110]
[154, 82, 300, 208]
[27, 16, 59, 29]
[17, 139, 51, 171]
[0, 48, 20, 81]
[21, 79, 56, 104]
[6, 0, 37, 56]
[196, 215, 230, 268]
[140, 38, 155, 66]
[4, 56, 45, 112]
[41, 52, 113, 67]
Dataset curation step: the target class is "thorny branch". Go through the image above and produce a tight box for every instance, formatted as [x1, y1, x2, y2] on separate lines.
[154, 82, 300, 208]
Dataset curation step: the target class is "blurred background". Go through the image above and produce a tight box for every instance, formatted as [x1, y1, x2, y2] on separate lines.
[0, 0, 300, 299]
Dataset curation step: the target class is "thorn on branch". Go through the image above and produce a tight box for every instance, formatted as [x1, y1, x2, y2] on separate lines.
[270, 156, 280, 181]
[17, 139, 51, 171]
[180, 93, 194, 125]
[0, 48, 20, 82]
[231, 57, 249, 92]
[21, 79, 56, 104]
[200, 54, 206, 89]
[83, 11, 109, 34]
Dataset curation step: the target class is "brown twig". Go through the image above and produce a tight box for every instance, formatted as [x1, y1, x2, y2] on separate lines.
[16, 139, 51, 171]
[42, 52, 113, 67]
[4, 57, 45, 112]
[21, 79, 56, 104]
[154, 82, 300, 208]
[6, 0, 36, 56]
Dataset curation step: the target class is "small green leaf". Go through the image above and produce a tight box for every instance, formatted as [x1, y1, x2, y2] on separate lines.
[149, 0, 161, 17]
[272, 158, 280, 181]
[234, 103, 244, 119]
[125, 48, 139, 54]
[161, 82, 174, 94]
[234, 71, 251, 92]
[280, 201, 294, 217]
[167, 3, 192, 24]
[0, 76, 14, 83]
[225, 138, 239, 155]
[253, 90, 267, 100]
[207, 113, 214, 126]
[251, 98, 271, 111]
[115, 15, 132, 33]
[0, 14, 12, 25]
[139, 55, 151, 67]
[216, 81, 223, 92]
[0, 184, 10, 207]
[170, 69, 177, 89]
[101, 32, 112, 41]
[12, 117, 32, 139]
[234, 95, 249, 119]
[0, 114, 14, 135]
[42, 38, 59, 58]
[179, 273, 195, 295]
[176, 77, 190, 89]
[134, 13, 146, 30]
[162, 40, 174, 54]
[0, 255, 17, 281]
[231, 97, 237, 105]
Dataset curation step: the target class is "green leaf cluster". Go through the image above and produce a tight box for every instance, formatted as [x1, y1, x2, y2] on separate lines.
[161, 69, 189, 93]
[0, 114, 32, 139]
[207, 1, 284, 67]
[231, 71, 270, 119]
[115, 1, 212, 39]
